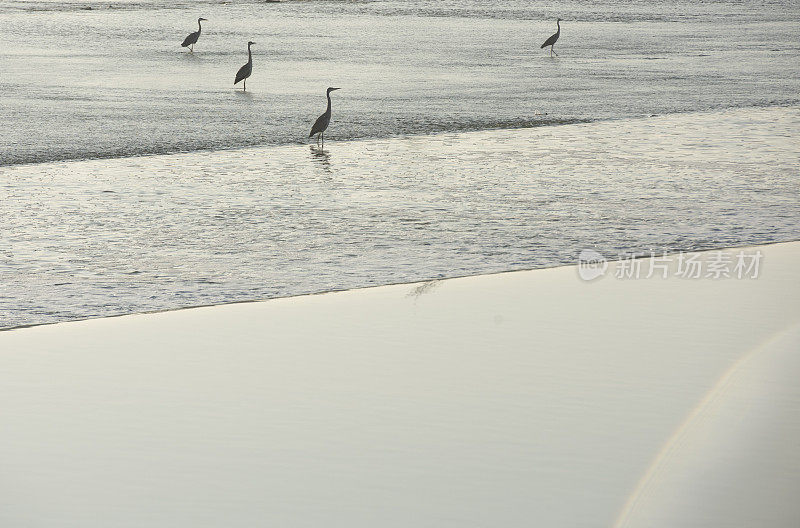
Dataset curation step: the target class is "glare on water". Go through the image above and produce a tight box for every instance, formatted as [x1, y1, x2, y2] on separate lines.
[0, 0, 798, 165]
[1, 107, 798, 328]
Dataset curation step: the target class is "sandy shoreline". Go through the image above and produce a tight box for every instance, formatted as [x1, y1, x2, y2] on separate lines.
[2, 237, 797, 334]
[4, 105, 799, 330]
[1, 242, 799, 526]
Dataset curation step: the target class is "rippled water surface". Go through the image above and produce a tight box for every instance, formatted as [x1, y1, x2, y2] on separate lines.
[1, 0, 799, 165]
[2, 0, 800, 327]
[2, 107, 799, 328]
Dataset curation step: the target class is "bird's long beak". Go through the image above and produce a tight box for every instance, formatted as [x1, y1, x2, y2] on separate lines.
[331, 87, 341, 91]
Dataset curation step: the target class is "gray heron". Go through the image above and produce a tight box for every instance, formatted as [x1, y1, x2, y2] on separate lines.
[309, 87, 341, 147]
[234, 41, 255, 91]
[541, 18, 562, 56]
[181, 18, 207, 52]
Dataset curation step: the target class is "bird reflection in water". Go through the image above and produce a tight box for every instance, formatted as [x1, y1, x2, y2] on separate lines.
[310, 145, 332, 173]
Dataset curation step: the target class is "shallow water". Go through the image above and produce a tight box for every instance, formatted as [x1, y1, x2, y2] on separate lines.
[2, 106, 799, 329]
[0, 0, 798, 165]
[2, 1, 800, 327]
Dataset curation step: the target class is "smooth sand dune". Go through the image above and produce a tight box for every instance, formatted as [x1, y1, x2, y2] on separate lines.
[615, 322, 800, 527]
[1, 242, 799, 527]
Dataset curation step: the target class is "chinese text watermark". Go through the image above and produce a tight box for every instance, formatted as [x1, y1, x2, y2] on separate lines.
[578, 249, 763, 281]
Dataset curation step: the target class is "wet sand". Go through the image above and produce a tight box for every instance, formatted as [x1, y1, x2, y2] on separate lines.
[1, 241, 798, 527]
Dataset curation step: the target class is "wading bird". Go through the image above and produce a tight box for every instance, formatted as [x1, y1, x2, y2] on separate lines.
[309, 87, 341, 147]
[541, 18, 562, 56]
[181, 17, 207, 52]
[234, 41, 255, 91]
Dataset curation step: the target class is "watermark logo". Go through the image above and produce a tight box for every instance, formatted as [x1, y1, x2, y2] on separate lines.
[577, 249, 763, 281]
[578, 249, 608, 281]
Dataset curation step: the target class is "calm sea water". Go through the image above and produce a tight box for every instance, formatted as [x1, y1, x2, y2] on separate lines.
[1, 0, 798, 165]
[2, 107, 799, 329]
[1, 0, 799, 328]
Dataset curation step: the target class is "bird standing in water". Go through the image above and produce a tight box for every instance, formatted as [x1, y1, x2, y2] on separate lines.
[541, 18, 562, 56]
[309, 87, 341, 147]
[234, 41, 255, 91]
[181, 18, 207, 52]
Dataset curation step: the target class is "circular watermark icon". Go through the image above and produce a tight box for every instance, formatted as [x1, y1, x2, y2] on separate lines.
[578, 249, 608, 281]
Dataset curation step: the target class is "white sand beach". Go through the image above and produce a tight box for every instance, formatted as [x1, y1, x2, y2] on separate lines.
[1, 242, 798, 526]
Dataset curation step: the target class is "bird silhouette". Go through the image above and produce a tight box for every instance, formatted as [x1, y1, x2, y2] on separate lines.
[181, 18, 207, 52]
[234, 41, 255, 91]
[309, 87, 341, 147]
[541, 18, 562, 56]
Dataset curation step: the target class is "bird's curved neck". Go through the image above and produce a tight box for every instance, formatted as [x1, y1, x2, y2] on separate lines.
[247, 44, 252, 62]
[197, 20, 203, 32]
[326, 92, 332, 114]
[556, 20, 560, 32]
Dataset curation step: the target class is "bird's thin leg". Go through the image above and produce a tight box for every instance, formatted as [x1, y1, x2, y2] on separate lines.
[321, 132, 324, 149]
[553, 45, 558, 57]
[243, 79, 246, 92]
[190, 44, 193, 52]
